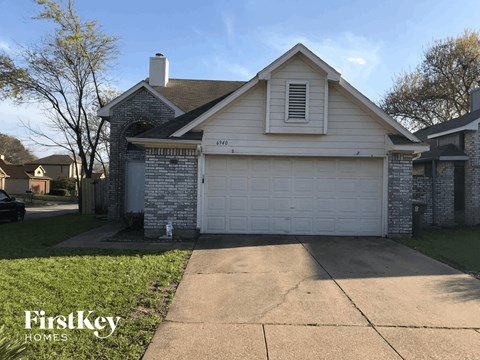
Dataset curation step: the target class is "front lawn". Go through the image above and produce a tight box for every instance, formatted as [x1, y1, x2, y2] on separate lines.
[0, 215, 190, 359]
[401, 227, 480, 277]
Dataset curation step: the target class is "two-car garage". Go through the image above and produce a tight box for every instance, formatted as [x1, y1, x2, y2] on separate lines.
[202, 156, 385, 236]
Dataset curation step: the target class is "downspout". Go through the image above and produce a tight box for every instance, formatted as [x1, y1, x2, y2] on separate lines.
[431, 159, 436, 225]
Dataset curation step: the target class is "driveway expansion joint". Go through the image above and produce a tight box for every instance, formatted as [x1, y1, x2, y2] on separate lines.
[294, 236, 407, 360]
[261, 324, 270, 360]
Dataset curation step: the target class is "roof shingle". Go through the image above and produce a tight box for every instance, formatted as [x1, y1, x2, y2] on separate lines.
[414, 109, 480, 141]
[153, 78, 245, 112]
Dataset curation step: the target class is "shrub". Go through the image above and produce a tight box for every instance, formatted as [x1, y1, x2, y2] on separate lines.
[0, 326, 27, 360]
[51, 178, 76, 192]
[124, 212, 144, 230]
[49, 188, 69, 196]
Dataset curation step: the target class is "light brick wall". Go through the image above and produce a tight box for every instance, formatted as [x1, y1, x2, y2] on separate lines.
[144, 148, 198, 238]
[388, 153, 413, 237]
[108, 88, 175, 220]
[413, 174, 433, 224]
[465, 129, 480, 225]
[434, 161, 455, 225]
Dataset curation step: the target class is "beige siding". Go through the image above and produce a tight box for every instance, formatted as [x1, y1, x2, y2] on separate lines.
[197, 82, 389, 157]
[268, 56, 326, 134]
[5, 179, 30, 195]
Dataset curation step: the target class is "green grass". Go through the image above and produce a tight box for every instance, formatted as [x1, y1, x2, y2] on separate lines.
[0, 215, 190, 359]
[401, 227, 480, 275]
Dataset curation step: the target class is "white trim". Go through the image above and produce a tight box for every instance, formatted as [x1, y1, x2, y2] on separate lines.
[171, 78, 259, 137]
[323, 81, 329, 134]
[201, 150, 387, 158]
[97, 81, 184, 117]
[439, 156, 469, 161]
[265, 80, 271, 133]
[385, 135, 429, 153]
[426, 119, 480, 139]
[257, 43, 341, 81]
[126, 137, 200, 148]
[196, 147, 204, 230]
[382, 156, 388, 237]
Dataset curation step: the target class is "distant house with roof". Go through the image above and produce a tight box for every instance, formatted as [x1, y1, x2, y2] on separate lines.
[0, 159, 52, 195]
[0, 156, 9, 190]
[26, 154, 82, 180]
[413, 87, 480, 226]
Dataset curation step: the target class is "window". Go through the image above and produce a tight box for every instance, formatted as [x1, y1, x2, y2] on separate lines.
[285, 81, 309, 122]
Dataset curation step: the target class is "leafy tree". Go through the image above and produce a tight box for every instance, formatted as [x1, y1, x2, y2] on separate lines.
[0, 133, 36, 164]
[380, 29, 480, 131]
[0, 0, 118, 178]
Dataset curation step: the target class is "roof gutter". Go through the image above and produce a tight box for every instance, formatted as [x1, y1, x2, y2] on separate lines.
[126, 137, 201, 149]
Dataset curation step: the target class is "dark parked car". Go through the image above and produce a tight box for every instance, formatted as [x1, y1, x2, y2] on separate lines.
[0, 189, 26, 222]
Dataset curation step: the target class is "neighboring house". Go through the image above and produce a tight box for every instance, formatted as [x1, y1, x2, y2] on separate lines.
[413, 87, 480, 226]
[0, 166, 8, 190]
[0, 159, 52, 195]
[99, 44, 428, 238]
[26, 154, 82, 180]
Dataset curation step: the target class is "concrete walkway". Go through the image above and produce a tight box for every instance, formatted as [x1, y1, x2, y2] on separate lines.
[144, 235, 480, 360]
[55, 223, 195, 250]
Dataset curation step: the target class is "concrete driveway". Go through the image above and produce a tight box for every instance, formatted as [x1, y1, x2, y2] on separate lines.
[144, 235, 480, 360]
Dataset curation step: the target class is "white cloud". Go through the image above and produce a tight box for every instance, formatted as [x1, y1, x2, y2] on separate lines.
[0, 39, 12, 53]
[259, 31, 383, 83]
[347, 57, 367, 65]
[222, 14, 235, 45]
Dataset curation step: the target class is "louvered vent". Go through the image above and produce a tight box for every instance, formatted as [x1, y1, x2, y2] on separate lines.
[287, 83, 307, 119]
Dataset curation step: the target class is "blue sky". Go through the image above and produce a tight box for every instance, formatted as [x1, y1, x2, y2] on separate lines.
[0, 0, 479, 156]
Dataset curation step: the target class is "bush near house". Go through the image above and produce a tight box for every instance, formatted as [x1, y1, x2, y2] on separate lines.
[49, 178, 76, 196]
[0, 215, 190, 359]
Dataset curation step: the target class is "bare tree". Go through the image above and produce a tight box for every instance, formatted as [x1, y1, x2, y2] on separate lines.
[0, 0, 118, 179]
[380, 29, 480, 131]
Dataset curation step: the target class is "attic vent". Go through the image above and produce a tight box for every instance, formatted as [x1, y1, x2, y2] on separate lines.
[286, 81, 309, 122]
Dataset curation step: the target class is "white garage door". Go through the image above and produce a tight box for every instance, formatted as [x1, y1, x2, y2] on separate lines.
[203, 156, 384, 235]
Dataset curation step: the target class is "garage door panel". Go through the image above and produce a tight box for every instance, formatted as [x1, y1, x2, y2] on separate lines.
[251, 217, 270, 232]
[251, 177, 270, 192]
[251, 197, 269, 211]
[207, 197, 226, 211]
[208, 176, 227, 191]
[229, 217, 248, 231]
[229, 197, 248, 211]
[272, 178, 291, 192]
[271, 197, 292, 212]
[272, 217, 291, 232]
[229, 177, 248, 191]
[294, 178, 314, 192]
[203, 156, 383, 235]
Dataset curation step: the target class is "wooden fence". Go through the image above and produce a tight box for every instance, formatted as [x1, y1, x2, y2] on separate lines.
[81, 178, 108, 215]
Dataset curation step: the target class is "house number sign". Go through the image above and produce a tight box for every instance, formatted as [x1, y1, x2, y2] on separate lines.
[216, 140, 229, 146]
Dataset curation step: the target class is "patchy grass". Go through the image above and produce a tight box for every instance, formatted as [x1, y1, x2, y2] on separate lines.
[401, 227, 480, 277]
[0, 215, 191, 359]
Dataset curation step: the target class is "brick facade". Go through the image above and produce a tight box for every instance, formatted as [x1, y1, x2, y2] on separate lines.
[433, 162, 455, 225]
[144, 148, 198, 238]
[108, 88, 175, 220]
[413, 175, 433, 224]
[465, 129, 480, 225]
[388, 153, 413, 237]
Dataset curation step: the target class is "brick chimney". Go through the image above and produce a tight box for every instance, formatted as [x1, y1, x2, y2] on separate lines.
[149, 53, 169, 87]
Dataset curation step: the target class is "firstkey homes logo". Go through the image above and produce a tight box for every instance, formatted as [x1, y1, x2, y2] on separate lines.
[24, 310, 121, 341]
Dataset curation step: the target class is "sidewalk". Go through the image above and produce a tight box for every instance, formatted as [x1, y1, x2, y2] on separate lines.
[55, 223, 195, 250]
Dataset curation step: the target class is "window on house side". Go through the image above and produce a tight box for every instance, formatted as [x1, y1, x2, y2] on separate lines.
[286, 81, 309, 122]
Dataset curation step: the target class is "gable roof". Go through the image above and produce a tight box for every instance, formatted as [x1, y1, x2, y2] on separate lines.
[0, 160, 51, 180]
[168, 44, 419, 142]
[27, 154, 77, 166]
[414, 108, 480, 141]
